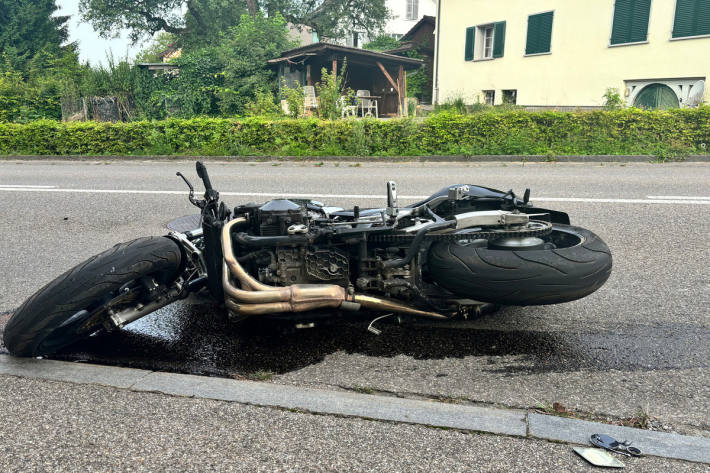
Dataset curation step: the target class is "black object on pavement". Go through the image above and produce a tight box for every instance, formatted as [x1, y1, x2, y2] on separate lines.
[591, 434, 642, 457]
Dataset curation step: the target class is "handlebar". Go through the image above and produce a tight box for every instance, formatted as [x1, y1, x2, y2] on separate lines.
[196, 161, 213, 192]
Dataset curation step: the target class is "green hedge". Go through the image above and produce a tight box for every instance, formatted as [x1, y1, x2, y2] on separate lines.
[1, 108, 709, 156]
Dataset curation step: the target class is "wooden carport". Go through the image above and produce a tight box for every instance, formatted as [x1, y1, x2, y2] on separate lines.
[267, 43, 423, 117]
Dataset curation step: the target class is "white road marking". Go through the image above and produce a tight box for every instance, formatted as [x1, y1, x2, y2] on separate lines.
[532, 197, 710, 205]
[1, 186, 710, 205]
[0, 184, 57, 188]
[647, 196, 710, 200]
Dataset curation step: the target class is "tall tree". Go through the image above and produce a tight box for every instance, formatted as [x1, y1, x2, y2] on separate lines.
[0, 0, 74, 72]
[79, 0, 387, 45]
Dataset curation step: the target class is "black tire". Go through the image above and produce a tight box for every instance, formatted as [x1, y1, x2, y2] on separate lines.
[3, 237, 182, 357]
[427, 224, 612, 306]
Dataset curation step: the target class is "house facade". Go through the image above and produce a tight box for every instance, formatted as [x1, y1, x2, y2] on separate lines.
[344, 0, 437, 47]
[433, 0, 710, 108]
[384, 0, 437, 39]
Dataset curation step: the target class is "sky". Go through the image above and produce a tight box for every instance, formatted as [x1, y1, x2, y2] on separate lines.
[55, 0, 144, 65]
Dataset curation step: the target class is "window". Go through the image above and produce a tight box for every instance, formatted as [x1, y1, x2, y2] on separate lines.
[526, 11, 554, 55]
[406, 0, 419, 20]
[352, 31, 361, 48]
[482, 25, 494, 58]
[673, 0, 710, 38]
[503, 90, 517, 105]
[633, 83, 680, 109]
[464, 21, 506, 61]
[389, 33, 403, 40]
[484, 90, 495, 105]
[611, 0, 651, 45]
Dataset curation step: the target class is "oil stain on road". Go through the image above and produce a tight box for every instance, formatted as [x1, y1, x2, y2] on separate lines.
[2, 303, 707, 379]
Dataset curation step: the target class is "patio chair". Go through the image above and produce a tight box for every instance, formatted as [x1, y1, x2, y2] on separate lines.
[356, 90, 378, 118]
[339, 96, 358, 118]
[304, 86, 318, 115]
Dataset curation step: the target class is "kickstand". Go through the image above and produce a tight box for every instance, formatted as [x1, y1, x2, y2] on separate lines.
[367, 313, 393, 335]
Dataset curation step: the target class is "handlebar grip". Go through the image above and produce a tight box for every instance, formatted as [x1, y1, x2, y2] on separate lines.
[195, 161, 213, 191]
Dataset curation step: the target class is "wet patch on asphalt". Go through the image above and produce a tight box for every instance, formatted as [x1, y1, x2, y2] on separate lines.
[1, 304, 707, 378]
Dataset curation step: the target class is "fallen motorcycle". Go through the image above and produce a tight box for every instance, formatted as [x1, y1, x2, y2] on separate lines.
[4, 162, 612, 357]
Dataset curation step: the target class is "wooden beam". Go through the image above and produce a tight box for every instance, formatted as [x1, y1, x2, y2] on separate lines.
[404, 71, 408, 116]
[398, 65, 404, 116]
[306, 64, 312, 86]
[332, 58, 337, 76]
[376, 61, 398, 91]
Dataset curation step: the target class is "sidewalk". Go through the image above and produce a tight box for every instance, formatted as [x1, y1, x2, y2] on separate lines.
[1, 357, 708, 472]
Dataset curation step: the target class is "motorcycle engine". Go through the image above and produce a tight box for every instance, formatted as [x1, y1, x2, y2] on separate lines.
[257, 199, 308, 236]
[238, 199, 351, 286]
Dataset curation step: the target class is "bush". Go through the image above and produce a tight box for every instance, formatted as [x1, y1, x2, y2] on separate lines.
[1, 108, 708, 156]
[281, 79, 304, 118]
[603, 88, 625, 111]
[244, 89, 282, 117]
[314, 63, 353, 120]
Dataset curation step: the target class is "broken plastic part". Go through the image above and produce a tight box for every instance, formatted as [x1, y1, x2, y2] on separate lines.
[573, 447, 625, 468]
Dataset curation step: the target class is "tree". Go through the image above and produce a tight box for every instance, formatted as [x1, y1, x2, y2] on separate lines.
[0, 0, 75, 73]
[363, 34, 400, 52]
[79, 0, 388, 45]
[216, 13, 297, 114]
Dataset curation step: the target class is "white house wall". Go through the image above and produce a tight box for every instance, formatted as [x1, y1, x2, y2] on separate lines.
[385, 0, 437, 37]
[434, 0, 710, 107]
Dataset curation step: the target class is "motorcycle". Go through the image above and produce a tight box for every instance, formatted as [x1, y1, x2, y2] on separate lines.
[3, 162, 612, 357]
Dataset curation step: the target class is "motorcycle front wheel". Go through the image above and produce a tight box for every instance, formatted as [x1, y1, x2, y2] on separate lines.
[3, 237, 182, 357]
[427, 224, 612, 306]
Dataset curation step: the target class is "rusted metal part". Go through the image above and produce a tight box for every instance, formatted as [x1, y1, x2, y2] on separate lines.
[221, 217, 448, 320]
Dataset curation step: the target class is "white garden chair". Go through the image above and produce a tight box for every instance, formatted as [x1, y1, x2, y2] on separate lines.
[339, 96, 358, 118]
[356, 89, 378, 118]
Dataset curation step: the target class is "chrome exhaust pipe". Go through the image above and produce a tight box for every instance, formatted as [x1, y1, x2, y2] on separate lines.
[221, 218, 446, 320]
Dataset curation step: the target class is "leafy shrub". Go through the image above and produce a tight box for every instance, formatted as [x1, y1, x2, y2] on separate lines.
[281, 79, 304, 118]
[603, 88, 625, 111]
[434, 95, 469, 115]
[315, 62, 353, 120]
[1, 108, 709, 157]
[244, 89, 281, 117]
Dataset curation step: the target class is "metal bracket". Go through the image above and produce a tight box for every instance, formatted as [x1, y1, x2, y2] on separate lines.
[386, 181, 398, 217]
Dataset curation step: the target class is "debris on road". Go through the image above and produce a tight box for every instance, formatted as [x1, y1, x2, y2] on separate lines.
[573, 447, 625, 468]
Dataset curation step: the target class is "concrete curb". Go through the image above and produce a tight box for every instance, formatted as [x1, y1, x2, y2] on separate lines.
[529, 414, 710, 464]
[1, 355, 709, 464]
[2, 154, 709, 163]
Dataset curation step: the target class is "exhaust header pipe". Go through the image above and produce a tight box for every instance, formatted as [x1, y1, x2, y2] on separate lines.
[221, 218, 446, 320]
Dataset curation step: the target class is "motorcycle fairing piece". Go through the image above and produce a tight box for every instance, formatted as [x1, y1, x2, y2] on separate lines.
[3, 162, 612, 357]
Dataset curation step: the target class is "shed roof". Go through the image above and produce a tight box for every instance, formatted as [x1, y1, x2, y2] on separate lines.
[400, 15, 435, 42]
[267, 42, 423, 69]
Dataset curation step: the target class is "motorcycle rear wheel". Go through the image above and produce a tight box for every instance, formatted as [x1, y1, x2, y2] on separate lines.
[3, 237, 182, 357]
[427, 224, 612, 306]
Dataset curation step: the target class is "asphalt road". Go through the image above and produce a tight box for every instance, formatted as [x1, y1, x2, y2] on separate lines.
[0, 160, 709, 438]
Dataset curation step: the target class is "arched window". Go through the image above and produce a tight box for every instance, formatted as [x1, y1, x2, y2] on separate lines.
[633, 84, 680, 109]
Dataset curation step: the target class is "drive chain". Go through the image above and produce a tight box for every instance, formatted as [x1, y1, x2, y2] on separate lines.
[371, 221, 552, 243]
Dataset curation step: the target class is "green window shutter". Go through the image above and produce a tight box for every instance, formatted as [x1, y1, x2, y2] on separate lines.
[464, 26, 475, 61]
[526, 11, 554, 55]
[493, 21, 506, 58]
[673, 0, 710, 38]
[611, 0, 651, 45]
